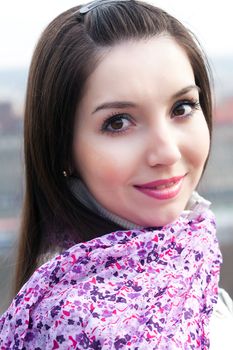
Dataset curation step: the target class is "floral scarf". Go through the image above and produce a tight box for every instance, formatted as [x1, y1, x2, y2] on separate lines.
[0, 204, 221, 349]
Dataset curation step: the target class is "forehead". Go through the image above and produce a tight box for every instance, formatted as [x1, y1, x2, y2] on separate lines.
[80, 36, 195, 107]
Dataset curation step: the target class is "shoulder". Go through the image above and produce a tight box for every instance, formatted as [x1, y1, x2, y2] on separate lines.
[210, 288, 233, 350]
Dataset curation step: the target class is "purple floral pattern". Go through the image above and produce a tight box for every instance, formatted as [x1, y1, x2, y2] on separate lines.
[0, 208, 221, 349]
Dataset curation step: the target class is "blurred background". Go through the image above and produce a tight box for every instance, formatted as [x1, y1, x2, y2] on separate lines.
[0, 0, 232, 314]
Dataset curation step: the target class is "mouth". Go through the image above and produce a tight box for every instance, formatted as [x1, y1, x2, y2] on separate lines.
[134, 175, 186, 200]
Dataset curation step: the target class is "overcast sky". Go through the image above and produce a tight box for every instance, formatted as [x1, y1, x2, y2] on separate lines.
[0, 0, 233, 68]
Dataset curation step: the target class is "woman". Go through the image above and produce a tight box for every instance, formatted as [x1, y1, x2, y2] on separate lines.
[0, 0, 232, 348]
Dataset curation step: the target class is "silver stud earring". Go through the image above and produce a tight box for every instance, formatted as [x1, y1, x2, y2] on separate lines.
[63, 170, 68, 177]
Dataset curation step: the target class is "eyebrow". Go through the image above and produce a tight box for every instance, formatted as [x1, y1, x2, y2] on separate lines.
[92, 85, 200, 114]
[172, 85, 201, 99]
[92, 101, 137, 114]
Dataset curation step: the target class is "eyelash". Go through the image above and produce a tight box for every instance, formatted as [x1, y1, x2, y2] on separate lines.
[100, 99, 201, 135]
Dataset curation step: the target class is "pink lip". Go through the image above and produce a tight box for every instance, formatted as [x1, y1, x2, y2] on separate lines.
[134, 175, 185, 200]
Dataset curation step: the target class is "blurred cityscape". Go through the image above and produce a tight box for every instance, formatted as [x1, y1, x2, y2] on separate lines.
[0, 57, 233, 314]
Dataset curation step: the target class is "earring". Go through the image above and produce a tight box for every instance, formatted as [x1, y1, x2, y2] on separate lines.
[63, 165, 74, 177]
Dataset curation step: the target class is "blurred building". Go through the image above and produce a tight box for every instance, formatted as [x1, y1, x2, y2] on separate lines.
[214, 97, 233, 124]
[0, 102, 22, 135]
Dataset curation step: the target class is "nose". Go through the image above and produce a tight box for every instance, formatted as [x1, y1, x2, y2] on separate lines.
[146, 122, 182, 167]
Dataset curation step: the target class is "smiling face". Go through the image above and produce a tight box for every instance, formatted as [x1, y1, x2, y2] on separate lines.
[73, 36, 210, 227]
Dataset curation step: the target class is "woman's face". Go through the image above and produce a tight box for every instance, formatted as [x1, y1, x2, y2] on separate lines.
[73, 36, 210, 227]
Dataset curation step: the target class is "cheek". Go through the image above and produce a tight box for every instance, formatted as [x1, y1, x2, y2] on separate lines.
[73, 136, 133, 186]
[187, 117, 210, 167]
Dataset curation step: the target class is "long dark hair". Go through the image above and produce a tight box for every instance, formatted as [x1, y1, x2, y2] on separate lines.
[15, 0, 213, 293]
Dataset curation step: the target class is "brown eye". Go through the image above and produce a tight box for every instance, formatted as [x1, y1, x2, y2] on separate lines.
[174, 105, 191, 116]
[173, 104, 192, 117]
[102, 114, 133, 134]
[110, 118, 124, 130]
[172, 100, 200, 119]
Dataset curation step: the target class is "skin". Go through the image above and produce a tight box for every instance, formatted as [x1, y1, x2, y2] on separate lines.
[73, 35, 210, 227]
